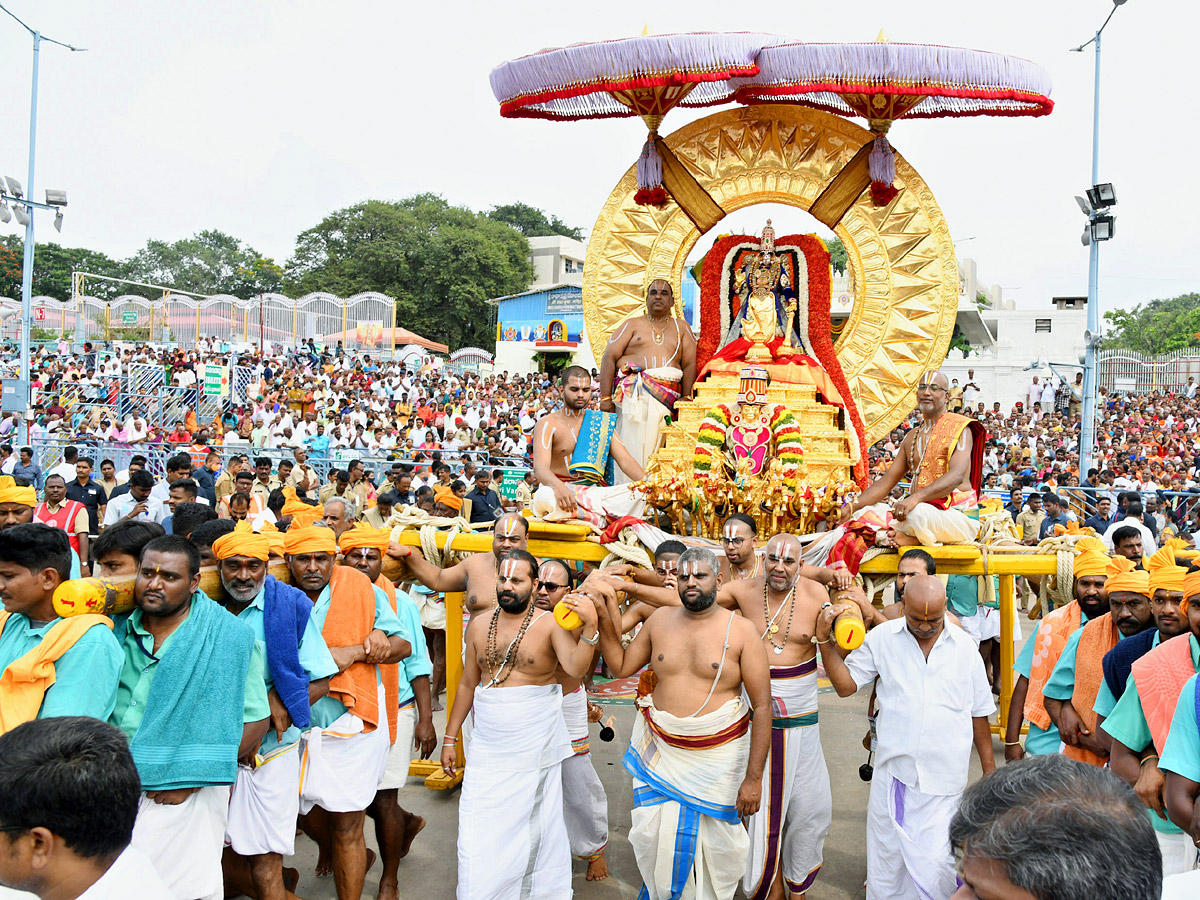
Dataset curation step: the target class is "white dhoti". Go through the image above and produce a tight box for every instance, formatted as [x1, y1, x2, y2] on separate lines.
[132, 784, 230, 900]
[532, 483, 644, 530]
[379, 701, 417, 791]
[625, 694, 751, 900]
[409, 585, 446, 630]
[866, 769, 959, 900]
[458, 683, 572, 900]
[226, 741, 302, 857]
[299, 682, 391, 814]
[860, 501, 980, 546]
[614, 365, 683, 481]
[744, 660, 832, 900]
[561, 685, 609, 861]
[1156, 829, 1199, 877]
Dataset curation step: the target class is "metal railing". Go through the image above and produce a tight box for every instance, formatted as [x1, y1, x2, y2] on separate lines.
[1097, 349, 1200, 396]
[981, 486, 1200, 536]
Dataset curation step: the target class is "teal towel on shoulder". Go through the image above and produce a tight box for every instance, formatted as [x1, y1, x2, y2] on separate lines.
[114, 591, 255, 790]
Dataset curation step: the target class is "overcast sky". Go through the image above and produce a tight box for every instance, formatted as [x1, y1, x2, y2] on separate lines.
[0, 0, 1193, 316]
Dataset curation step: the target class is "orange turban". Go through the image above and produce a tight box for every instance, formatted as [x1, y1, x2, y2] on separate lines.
[1105, 555, 1150, 596]
[212, 520, 270, 562]
[434, 486, 463, 512]
[1073, 537, 1110, 579]
[339, 524, 391, 554]
[1183, 569, 1200, 604]
[260, 521, 285, 557]
[0, 476, 36, 507]
[283, 525, 337, 556]
[281, 486, 324, 528]
[1147, 543, 1188, 596]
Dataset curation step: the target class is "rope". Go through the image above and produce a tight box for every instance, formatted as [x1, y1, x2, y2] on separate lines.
[598, 526, 654, 571]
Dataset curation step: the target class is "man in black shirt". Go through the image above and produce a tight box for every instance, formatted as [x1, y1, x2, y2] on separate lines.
[64, 456, 105, 537]
[465, 471, 501, 524]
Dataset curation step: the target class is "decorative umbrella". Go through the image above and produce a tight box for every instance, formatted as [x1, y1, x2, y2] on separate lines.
[735, 38, 1053, 219]
[490, 32, 781, 227]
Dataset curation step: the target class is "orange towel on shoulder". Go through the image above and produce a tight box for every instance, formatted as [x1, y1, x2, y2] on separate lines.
[1064, 612, 1118, 767]
[1024, 601, 1082, 731]
[0, 611, 113, 735]
[1131, 632, 1197, 754]
[323, 566, 382, 734]
[375, 574, 400, 745]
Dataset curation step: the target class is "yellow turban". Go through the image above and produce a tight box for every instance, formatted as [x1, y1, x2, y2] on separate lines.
[260, 521, 285, 557]
[212, 520, 270, 563]
[1183, 569, 1200, 606]
[280, 486, 324, 528]
[283, 525, 337, 556]
[1147, 543, 1188, 596]
[1105, 555, 1150, 596]
[0, 476, 36, 507]
[339, 523, 391, 554]
[1073, 536, 1110, 579]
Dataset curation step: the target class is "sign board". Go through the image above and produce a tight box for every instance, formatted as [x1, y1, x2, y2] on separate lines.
[496, 467, 530, 502]
[121, 310, 139, 326]
[545, 289, 583, 315]
[355, 320, 384, 347]
[202, 364, 229, 397]
[33, 308, 45, 322]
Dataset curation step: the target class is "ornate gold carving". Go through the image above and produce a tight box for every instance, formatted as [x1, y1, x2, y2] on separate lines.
[583, 105, 958, 442]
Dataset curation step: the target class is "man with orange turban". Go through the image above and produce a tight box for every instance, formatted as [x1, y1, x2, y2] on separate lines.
[1004, 536, 1111, 761]
[211, 522, 338, 900]
[339, 524, 433, 900]
[0, 474, 36, 530]
[286, 525, 411, 900]
[279, 486, 324, 530]
[1044, 556, 1154, 767]
[1161, 568, 1200, 862]
[1106, 550, 1200, 875]
[432, 486, 462, 518]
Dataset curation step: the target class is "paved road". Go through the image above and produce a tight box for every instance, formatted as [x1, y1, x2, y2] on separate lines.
[289, 674, 1000, 900]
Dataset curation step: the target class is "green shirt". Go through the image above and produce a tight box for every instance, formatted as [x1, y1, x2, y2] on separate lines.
[945, 575, 979, 618]
[234, 586, 339, 755]
[0, 613, 122, 721]
[1160, 675, 1200, 783]
[1103, 635, 1200, 834]
[308, 583, 407, 728]
[111, 601, 269, 741]
[1014, 619, 1063, 755]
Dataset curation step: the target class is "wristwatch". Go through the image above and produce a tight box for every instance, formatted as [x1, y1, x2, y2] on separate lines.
[581, 631, 600, 646]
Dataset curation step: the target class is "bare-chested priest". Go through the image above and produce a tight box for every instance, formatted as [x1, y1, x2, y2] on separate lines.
[589, 547, 770, 900]
[599, 279, 697, 474]
[390, 511, 528, 621]
[441, 549, 598, 900]
[829, 370, 985, 565]
[531, 365, 646, 524]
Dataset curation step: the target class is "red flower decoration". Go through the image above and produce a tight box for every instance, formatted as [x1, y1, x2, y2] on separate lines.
[634, 186, 669, 208]
[869, 180, 899, 207]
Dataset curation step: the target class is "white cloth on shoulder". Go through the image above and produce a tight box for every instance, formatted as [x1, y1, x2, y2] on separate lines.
[458, 683, 572, 900]
[131, 784, 229, 900]
[226, 741, 302, 857]
[561, 685, 608, 861]
[625, 694, 750, 900]
[299, 682, 391, 814]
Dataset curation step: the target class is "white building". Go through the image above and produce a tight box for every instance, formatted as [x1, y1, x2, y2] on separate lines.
[528, 236, 586, 290]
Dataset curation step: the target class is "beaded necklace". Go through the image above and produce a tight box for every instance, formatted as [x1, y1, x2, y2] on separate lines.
[762, 581, 797, 656]
[484, 601, 536, 686]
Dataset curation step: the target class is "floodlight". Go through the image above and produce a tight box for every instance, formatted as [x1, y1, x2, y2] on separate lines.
[1074, 195, 1092, 215]
[3, 177, 22, 199]
[1090, 215, 1115, 241]
[0, 201, 9, 224]
[12, 205, 29, 227]
[1080, 226, 1091, 247]
[53, 210, 63, 232]
[1085, 183, 1116, 210]
[44, 189, 67, 207]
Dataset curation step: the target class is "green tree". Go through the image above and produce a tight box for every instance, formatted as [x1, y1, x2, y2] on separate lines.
[0, 235, 129, 300]
[1102, 293, 1200, 355]
[826, 237, 847, 276]
[125, 229, 283, 297]
[286, 194, 533, 349]
[486, 202, 583, 240]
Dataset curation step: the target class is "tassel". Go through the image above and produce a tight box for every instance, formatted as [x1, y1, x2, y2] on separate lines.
[868, 133, 898, 206]
[634, 137, 668, 208]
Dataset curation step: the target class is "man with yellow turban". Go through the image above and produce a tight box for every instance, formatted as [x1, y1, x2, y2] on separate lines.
[1003, 536, 1111, 760]
[1105, 547, 1199, 875]
[0, 474, 36, 530]
[1043, 556, 1154, 767]
[339, 524, 433, 900]
[1161, 568, 1200, 862]
[285, 525, 411, 900]
[210, 522, 338, 900]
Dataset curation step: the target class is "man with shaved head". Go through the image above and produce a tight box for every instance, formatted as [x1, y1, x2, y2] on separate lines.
[831, 369, 986, 564]
[821, 575, 996, 900]
[598, 278, 697, 474]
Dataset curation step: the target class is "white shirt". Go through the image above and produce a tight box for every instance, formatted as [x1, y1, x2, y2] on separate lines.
[102, 492, 167, 526]
[1102, 516, 1157, 555]
[50, 461, 77, 483]
[843, 617, 995, 795]
[78, 845, 174, 900]
[1026, 382, 1042, 409]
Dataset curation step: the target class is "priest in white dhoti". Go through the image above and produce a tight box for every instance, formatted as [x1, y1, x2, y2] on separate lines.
[820, 577, 996, 900]
[598, 279, 697, 480]
[441, 549, 600, 900]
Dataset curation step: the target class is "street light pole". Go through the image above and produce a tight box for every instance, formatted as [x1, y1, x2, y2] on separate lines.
[1076, 0, 1126, 481]
[17, 27, 41, 446]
